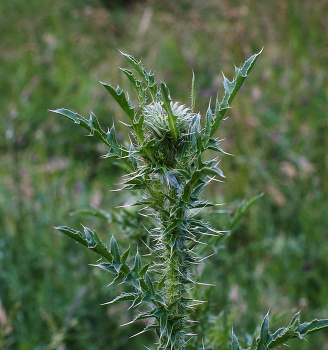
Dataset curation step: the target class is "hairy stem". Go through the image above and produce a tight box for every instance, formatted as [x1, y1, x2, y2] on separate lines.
[153, 195, 191, 350]
[160, 235, 188, 350]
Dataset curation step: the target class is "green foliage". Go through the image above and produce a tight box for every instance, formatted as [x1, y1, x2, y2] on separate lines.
[233, 312, 328, 350]
[51, 51, 328, 350]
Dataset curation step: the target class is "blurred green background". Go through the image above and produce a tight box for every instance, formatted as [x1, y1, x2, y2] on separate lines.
[1, 0, 328, 349]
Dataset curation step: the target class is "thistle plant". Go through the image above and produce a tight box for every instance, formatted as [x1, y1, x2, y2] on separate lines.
[51, 51, 328, 350]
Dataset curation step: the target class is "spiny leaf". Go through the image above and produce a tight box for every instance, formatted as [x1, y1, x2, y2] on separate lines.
[85, 227, 113, 262]
[206, 138, 232, 155]
[159, 311, 168, 338]
[110, 236, 121, 262]
[210, 97, 229, 137]
[258, 312, 270, 347]
[176, 169, 191, 180]
[289, 311, 301, 329]
[132, 251, 142, 273]
[210, 49, 262, 136]
[139, 262, 151, 277]
[222, 74, 235, 104]
[50, 109, 133, 168]
[101, 82, 135, 124]
[120, 51, 148, 83]
[182, 166, 223, 202]
[102, 292, 137, 305]
[142, 273, 154, 294]
[123, 176, 144, 186]
[55, 226, 113, 262]
[203, 105, 213, 147]
[224, 49, 262, 107]
[188, 200, 214, 209]
[151, 294, 166, 307]
[202, 166, 226, 178]
[130, 198, 154, 206]
[130, 322, 158, 338]
[297, 318, 328, 336]
[121, 51, 158, 101]
[231, 331, 244, 350]
[167, 171, 181, 189]
[55, 226, 88, 247]
[120, 67, 147, 106]
[94, 262, 117, 274]
[50, 109, 110, 146]
[83, 226, 97, 248]
[132, 114, 145, 144]
[190, 182, 207, 200]
[157, 275, 166, 291]
[105, 124, 122, 157]
[121, 246, 131, 263]
[244, 312, 328, 350]
[110, 236, 122, 272]
[190, 113, 201, 149]
[122, 310, 156, 327]
[160, 82, 179, 143]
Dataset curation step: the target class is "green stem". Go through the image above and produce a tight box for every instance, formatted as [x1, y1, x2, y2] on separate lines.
[155, 200, 190, 350]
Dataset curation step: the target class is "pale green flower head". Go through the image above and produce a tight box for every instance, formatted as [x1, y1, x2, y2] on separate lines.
[143, 101, 195, 141]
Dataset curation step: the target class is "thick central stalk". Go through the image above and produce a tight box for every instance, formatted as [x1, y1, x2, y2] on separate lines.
[156, 201, 190, 350]
[159, 234, 188, 350]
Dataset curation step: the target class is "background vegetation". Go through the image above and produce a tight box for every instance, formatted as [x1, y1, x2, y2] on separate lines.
[1, 0, 327, 349]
